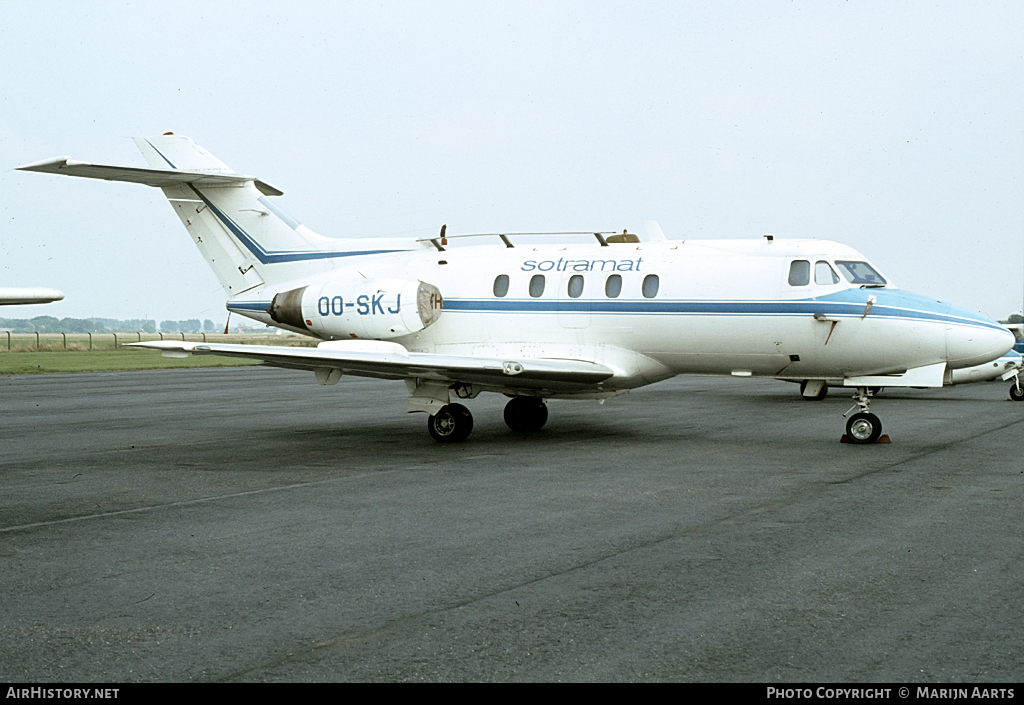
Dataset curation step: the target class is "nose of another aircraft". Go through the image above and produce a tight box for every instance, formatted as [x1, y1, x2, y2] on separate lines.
[945, 312, 1016, 369]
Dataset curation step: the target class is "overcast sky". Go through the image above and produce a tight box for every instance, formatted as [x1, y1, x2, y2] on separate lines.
[2, 0, 1022, 325]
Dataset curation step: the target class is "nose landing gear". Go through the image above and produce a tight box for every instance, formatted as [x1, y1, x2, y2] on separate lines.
[842, 387, 888, 444]
[845, 411, 882, 444]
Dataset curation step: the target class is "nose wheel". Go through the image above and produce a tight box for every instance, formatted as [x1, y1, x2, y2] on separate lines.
[845, 412, 882, 444]
[842, 387, 886, 444]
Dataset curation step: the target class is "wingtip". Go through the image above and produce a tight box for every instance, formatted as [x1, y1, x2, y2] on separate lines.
[16, 156, 71, 172]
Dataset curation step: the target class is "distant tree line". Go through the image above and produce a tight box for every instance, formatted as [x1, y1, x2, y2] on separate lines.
[0, 316, 220, 334]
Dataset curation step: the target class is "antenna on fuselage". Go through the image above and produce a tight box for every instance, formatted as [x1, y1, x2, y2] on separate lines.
[429, 224, 447, 252]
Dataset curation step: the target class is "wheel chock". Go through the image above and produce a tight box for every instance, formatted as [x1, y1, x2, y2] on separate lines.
[841, 434, 892, 444]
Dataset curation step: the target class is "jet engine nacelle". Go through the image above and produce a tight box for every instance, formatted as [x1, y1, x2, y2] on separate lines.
[268, 278, 442, 340]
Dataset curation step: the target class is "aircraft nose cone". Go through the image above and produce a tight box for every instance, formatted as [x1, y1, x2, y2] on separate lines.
[945, 317, 1016, 369]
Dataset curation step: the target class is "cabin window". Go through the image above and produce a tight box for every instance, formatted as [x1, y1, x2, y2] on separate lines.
[567, 275, 584, 298]
[642, 274, 660, 298]
[788, 260, 810, 286]
[529, 274, 546, 298]
[493, 274, 509, 297]
[605, 274, 622, 298]
[835, 260, 887, 287]
[815, 261, 840, 285]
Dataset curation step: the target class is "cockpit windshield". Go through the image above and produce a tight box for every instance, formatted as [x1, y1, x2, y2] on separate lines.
[835, 261, 887, 287]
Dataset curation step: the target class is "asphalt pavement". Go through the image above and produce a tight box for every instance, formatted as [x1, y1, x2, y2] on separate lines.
[2, 367, 1022, 682]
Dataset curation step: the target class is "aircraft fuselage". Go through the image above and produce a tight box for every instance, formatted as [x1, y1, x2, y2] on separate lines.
[227, 237, 1011, 398]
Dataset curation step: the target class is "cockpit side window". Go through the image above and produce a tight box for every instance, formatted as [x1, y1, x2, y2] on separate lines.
[788, 260, 810, 286]
[815, 261, 840, 285]
[835, 261, 887, 287]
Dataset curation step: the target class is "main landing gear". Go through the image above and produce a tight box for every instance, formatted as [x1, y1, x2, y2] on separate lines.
[843, 387, 884, 444]
[427, 403, 473, 443]
[426, 396, 549, 442]
[503, 396, 549, 433]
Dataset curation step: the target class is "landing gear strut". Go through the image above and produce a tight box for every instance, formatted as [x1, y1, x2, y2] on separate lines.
[504, 396, 548, 433]
[427, 403, 474, 443]
[843, 387, 883, 444]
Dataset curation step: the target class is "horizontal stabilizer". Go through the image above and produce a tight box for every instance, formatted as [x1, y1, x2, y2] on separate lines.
[16, 157, 283, 196]
[844, 361, 947, 388]
[127, 341, 615, 392]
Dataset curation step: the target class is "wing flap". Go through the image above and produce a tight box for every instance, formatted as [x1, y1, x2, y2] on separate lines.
[127, 340, 615, 391]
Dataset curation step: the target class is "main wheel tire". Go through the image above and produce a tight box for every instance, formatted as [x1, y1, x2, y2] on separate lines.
[503, 396, 548, 433]
[846, 412, 882, 444]
[799, 380, 828, 401]
[427, 403, 474, 443]
[1010, 383, 1024, 402]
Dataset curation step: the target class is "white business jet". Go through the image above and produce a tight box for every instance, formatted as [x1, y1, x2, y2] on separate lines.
[18, 134, 1015, 444]
[0, 288, 64, 305]
[954, 352, 1023, 400]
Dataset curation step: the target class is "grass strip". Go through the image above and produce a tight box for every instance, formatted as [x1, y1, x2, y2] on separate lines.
[0, 349, 260, 374]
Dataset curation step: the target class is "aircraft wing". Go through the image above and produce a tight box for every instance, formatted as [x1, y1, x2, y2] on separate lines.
[16, 157, 284, 196]
[128, 340, 615, 392]
[0, 287, 64, 305]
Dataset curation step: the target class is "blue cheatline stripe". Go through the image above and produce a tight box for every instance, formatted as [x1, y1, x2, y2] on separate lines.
[441, 297, 1004, 332]
[190, 188, 408, 264]
[230, 290, 1002, 333]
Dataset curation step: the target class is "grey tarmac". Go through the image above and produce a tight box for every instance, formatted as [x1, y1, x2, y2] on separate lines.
[2, 367, 1022, 682]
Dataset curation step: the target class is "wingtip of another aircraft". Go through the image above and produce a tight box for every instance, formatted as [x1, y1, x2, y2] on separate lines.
[0, 287, 65, 305]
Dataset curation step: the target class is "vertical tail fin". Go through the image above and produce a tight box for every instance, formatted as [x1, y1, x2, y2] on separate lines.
[135, 134, 341, 296]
